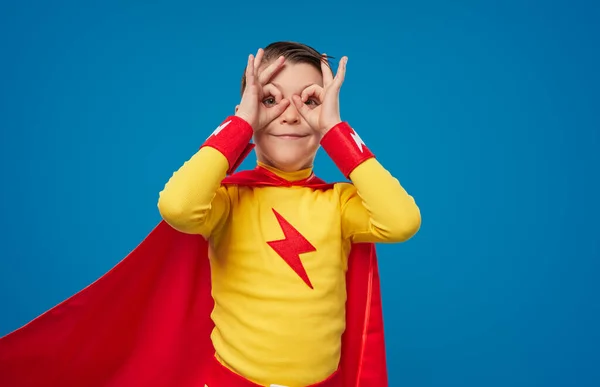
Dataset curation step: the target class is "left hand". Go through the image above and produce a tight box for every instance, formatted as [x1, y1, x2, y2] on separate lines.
[292, 55, 348, 135]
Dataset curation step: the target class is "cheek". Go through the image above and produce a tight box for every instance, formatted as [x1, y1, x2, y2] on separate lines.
[252, 132, 273, 152]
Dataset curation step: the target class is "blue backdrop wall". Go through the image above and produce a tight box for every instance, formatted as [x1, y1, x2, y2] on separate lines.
[1, 1, 598, 386]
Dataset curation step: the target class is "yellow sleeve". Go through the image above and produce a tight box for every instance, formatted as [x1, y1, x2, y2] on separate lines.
[340, 158, 421, 243]
[157, 147, 230, 238]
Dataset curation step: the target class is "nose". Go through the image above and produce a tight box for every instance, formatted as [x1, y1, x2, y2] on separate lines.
[280, 101, 300, 124]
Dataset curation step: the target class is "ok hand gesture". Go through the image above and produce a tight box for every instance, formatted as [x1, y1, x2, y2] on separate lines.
[292, 55, 348, 135]
[235, 49, 290, 131]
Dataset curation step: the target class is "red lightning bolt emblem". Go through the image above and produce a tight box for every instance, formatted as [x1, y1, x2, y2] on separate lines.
[266, 209, 316, 289]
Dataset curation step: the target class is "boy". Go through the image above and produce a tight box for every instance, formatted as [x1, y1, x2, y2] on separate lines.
[0, 42, 420, 387]
[157, 41, 421, 385]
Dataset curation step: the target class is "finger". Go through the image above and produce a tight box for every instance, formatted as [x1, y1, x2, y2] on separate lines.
[263, 84, 283, 102]
[258, 55, 285, 85]
[264, 98, 291, 123]
[245, 54, 256, 89]
[300, 84, 324, 103]
[254, 48, 264, 74]
[321, 53, 334, 86]
[332, 56, 348, 89]
[292, 95, 312, 120]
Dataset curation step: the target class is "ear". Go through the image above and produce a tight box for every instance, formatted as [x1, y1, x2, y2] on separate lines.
[235, 105, 239, 114]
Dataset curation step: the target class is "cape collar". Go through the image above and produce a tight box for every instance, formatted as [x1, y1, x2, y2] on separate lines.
[223, 162, 333, 189]
[255, 161, 318, 186]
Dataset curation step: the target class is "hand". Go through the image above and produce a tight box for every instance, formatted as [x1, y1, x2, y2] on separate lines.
[235, 48, 290, 131]
[292, 55, 348, 134]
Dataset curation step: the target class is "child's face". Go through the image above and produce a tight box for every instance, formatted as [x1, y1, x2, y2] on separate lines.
[253, 61, 324, 172]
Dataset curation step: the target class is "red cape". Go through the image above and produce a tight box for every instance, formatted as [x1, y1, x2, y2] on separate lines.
[0, 167, 388, 386]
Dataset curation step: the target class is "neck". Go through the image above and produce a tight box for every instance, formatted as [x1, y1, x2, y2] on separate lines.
[257, 161, 313, 182]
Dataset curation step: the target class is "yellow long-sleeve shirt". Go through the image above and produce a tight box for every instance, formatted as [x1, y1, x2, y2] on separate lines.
[158, 146, 420, 386]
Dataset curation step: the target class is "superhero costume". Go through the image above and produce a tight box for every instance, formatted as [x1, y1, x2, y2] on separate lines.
[0, 117, 421, 386]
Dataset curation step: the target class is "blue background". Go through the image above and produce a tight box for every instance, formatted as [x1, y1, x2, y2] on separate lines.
[1, 0, 598, 386]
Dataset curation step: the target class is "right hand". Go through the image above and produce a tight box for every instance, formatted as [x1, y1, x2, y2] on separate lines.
[235, 48, 290, 131]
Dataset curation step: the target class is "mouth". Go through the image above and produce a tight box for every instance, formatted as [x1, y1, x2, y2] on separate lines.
[270, 133, 309, 140]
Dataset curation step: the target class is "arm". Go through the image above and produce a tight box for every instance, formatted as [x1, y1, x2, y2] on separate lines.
[158, 49, 291, 237]
[291, 56, 420, 243]
[157, 116, 253, 237]
[321, 122, 421, 243]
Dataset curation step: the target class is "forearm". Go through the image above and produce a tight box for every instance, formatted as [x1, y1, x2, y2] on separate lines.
[348, 158, 421, 241]
[157, 116, 254, 235]
[157, 147, 229, 234]
[321, 122, 421, 242]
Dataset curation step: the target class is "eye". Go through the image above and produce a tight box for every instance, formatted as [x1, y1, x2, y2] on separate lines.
[305, 98, 320, 107]
[262, 96, 277, 107]
[262, 84, 283, 108]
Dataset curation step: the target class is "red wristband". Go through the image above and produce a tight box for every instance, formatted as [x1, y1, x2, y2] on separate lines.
[320, 122, 375, 177]
[201, 116, 254, 174]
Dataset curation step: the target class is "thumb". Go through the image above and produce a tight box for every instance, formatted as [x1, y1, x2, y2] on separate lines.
[292, 95, 312, 120]
[264, 98, 290, 124]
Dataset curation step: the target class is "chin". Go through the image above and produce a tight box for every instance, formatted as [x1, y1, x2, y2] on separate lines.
[261, 146, 316, 171]
[256, 136, 319, 172]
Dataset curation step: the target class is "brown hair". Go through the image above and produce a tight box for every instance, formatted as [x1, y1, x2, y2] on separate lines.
[240, 41, 333, 95]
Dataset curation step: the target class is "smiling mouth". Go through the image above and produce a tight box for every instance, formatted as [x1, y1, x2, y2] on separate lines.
[271, 134, 309, 139]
